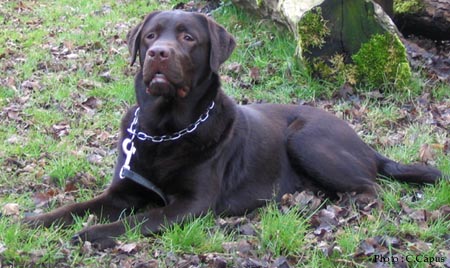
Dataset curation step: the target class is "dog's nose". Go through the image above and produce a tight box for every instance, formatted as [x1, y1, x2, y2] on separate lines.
[148, 46, 170, 60]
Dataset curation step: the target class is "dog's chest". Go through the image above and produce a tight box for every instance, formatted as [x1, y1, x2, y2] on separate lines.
[130, 141, 204, 181]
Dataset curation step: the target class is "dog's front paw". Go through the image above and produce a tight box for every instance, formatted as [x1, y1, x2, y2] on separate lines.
[22, 214, 53, 228]
[72, 223, 124, 249]
[22, 210, 75, 228]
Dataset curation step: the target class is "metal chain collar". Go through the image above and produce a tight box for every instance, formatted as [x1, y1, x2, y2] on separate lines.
[127, 101, 215, 143]
[119, 101, 215, 180]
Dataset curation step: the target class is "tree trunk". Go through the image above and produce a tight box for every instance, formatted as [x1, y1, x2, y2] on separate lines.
[231, 0, 411, 89]
[375, 0, 393, 17]
[394, 0, 450, 40]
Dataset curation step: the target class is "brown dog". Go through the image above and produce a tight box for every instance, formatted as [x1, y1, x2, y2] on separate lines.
[24, 10, 442, 249]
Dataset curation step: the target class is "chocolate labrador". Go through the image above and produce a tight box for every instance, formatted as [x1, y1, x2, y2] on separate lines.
[24, 10, 443, 248]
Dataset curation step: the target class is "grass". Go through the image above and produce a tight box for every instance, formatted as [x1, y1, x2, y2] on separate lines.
[160, 213, 231, 254]
[259, 203, 309, 256]
[215, 4, 327, 102]
[0, 0, 449, 267]
[0, 221, 74, 266]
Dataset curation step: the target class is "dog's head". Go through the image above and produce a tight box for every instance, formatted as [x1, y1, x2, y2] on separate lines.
[127, 10, 235, 99]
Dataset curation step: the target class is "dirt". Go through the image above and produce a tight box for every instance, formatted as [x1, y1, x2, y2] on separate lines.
[403, 35, 450, 83]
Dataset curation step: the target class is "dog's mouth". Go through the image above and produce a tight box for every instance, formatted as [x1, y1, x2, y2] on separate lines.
[147, 72, 169, 90]
[151, 73, 169, 84]
[145, 71, 172, 95]
[145, 71, 190, 98]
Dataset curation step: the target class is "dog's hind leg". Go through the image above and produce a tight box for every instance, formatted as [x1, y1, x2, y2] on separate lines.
[285, 118, 381, 205]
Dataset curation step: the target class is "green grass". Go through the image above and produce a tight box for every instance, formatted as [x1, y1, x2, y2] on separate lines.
[0, 220, 71, 266]
[0, 0, 449, 267]
[380, 123, 445, 164]
[159, 213, 231, 254]
[214, 3, 327, 102]
[259, 203, 309, 256]
[379, 179, 405, 211]
[418, 180, 450, 210]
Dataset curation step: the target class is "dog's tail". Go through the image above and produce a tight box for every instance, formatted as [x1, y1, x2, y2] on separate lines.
[375, 151, 443, 184]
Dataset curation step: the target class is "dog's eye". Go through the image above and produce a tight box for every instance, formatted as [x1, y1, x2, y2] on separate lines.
[183, 34, 194, 42]
[146, 33, 156, 40]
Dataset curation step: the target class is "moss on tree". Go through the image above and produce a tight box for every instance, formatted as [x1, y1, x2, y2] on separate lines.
[394, 0, 425, 14]
[297, 7, 330, 52]
[239, 0, 412, 90]
[352, 33, 411, 88]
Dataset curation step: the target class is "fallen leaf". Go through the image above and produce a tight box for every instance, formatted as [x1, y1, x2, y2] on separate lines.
[81, 241, 93, 255]
[227, 62, 242, 73]
[417, 92, 430, 106]
[266, 64, 276, 76]
[21, 163, 36, 173]
[117, 242, 138, 253]
[7, 110, 20, 120]
[399, 201, 414, 214]
[249, 67, 261, 83]
[409, 210, 427, 221]
[222, 240, 253, 256]
[271, 256, 290, 268]
[87, 154, 103, 164]
[81, 96, 101, 110]
[6, 76, 17, 90]
[354, 237, 388, 258]
[99, 71, 113, 82]
[379, 236, 400, 248]
[65, 53, 79, 59]
[78, 173, 98, 188]
[77, 79, 102, 90]
[16, 1, 32, 11]
[281, 191, 323, 212]
[336, 82, 354, 99]
[17, 95, 30, 104]
[52, 122, 70, 138]
[134, 260, 159, 268]
[30, 249, 46, 264]
[439, 205, 450, 219]
[213, 257, 228, 268]
[242, 258, 264, 268]
[444, 257, 450, 268]
[364, 90, 384, 99]
[64, 181, 78, 193]
[2, 203, 20, 216]
[310, 205, 345, 237]
[220, 74, 233, 83]
[419, 143, 435, 163]
[32, 189, 59, 207]
[407, 241, 431, 252]
[238, 222, 256, 236]
[430, 143, 445, 151]
[318, 241, 338, 257]
[6, 135, 20, 144]
[21, 80, 40, 90]
[3, 105, 21, 121]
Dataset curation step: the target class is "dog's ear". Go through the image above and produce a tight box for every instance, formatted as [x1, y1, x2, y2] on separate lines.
[206, 16, 236, 73]
[127, 11, 161, 66]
